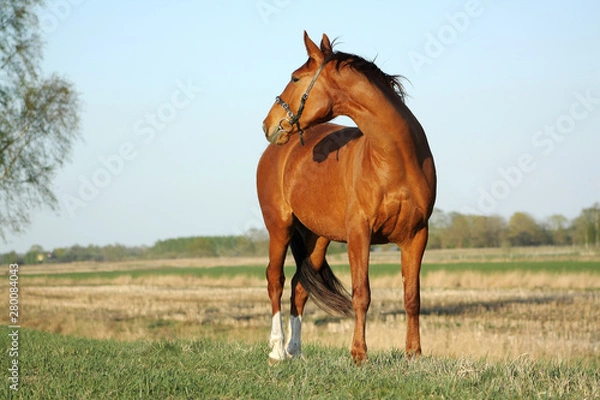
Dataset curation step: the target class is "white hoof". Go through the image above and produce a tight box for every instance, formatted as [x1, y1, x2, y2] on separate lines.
[268, 312, 304, 364]
[268, 345, 288, 363]
[268, 312, 287, 365]
[285, 315, 302, 358]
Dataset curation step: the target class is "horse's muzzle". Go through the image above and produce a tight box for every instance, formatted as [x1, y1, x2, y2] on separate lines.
[268, 129, 290, 145]
[263, 122, 290, 145]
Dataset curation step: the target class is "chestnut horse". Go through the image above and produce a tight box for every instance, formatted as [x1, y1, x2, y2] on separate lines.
[257, 32, 436, 364]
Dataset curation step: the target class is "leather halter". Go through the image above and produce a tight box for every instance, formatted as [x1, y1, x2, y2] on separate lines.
[273, 58, 329, 145]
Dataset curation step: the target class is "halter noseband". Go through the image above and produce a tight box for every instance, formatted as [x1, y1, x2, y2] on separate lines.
[274, 58, 329, 145]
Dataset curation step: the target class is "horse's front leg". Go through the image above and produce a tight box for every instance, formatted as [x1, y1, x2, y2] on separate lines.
[266, 234, 290, 364]
[400, 226, 428, 358]
[347, 229, 372, 364]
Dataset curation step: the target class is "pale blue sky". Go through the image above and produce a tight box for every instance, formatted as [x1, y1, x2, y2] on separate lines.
[4, 0, 600, 253]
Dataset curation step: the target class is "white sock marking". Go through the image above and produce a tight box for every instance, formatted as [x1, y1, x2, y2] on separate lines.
[268, 311, 287, 360]
[286, 315, 302, 356]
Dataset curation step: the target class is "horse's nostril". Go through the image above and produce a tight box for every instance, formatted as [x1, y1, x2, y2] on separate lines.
[262, 122, 268, 135]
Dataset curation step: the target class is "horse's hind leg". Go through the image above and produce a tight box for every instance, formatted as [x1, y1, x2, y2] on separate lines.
[287, 233, 330, 357]
[288, 276, 306, 357]
[400, 226, 428, 358]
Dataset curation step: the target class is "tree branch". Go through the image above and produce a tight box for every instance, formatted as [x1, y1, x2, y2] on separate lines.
[0, 125, 35, 183]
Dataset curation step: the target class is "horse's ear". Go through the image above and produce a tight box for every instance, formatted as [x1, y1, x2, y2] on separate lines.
[320, 34, 332, 56]
[303, 30, 323, 62]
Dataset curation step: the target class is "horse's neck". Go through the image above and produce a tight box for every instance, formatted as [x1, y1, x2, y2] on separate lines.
[340, 78, 436, 214]
[341, 79, 428, 164]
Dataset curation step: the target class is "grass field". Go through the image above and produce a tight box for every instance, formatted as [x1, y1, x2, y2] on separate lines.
[1, 327, 599, 399]
[2, 251, 600, 398]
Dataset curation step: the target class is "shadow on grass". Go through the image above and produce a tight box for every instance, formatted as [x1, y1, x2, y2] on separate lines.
[309, 292, 582, 325]
[386, 293, 576, 318]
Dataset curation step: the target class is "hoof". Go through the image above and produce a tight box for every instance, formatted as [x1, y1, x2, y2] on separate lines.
[269, 357, 282, 366]
[406, 347, 422, 360]
[351, 350, 368, 365]
[352, 356, 369, 366]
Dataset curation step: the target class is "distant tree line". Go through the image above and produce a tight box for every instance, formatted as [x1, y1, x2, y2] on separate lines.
[0, 232, 267, 265]
[2, 203, 599, 265]
[428, 203, 600, 249]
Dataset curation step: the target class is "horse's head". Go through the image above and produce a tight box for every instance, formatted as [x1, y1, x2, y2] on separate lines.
[262, 31, 335, 145]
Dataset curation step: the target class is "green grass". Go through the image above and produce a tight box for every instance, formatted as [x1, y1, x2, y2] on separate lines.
[414, 260, 599, 276]
[26, 265, 273, 281]
[27, 261, 600, 282]
[1, 327, 599, 399]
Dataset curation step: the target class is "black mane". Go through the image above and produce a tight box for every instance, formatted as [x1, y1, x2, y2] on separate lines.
[327, 50, 407, 103]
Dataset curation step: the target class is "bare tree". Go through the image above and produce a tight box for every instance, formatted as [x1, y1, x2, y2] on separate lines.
[0, 0, 81, 238]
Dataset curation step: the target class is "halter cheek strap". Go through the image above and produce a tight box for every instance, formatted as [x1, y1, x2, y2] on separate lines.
[275, 58, 329, 146]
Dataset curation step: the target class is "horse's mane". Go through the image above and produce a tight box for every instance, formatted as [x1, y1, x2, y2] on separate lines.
[327, 46, 407, 104]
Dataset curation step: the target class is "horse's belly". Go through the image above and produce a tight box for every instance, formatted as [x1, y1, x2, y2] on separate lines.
[289, 195, 349, 242]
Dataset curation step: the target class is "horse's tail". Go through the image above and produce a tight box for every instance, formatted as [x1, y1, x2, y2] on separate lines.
[290, 229, 354, 317]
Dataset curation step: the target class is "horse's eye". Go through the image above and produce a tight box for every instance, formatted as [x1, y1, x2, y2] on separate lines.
[291, 76, 300, 83]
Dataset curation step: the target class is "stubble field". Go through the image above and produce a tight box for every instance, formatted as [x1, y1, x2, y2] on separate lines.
[7, 248, 600, 361]
[2, 248, 600, 398]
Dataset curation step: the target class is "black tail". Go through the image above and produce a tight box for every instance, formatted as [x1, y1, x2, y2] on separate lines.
[290, 229, 353, 317]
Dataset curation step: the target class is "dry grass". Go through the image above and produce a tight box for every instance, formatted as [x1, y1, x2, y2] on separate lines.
[316, 287, 600, 361]
[3, 275, 597, 363]
[16, 280, 269, 343]
[3, 253, 599, 363]
[380, 270, 600, 290]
